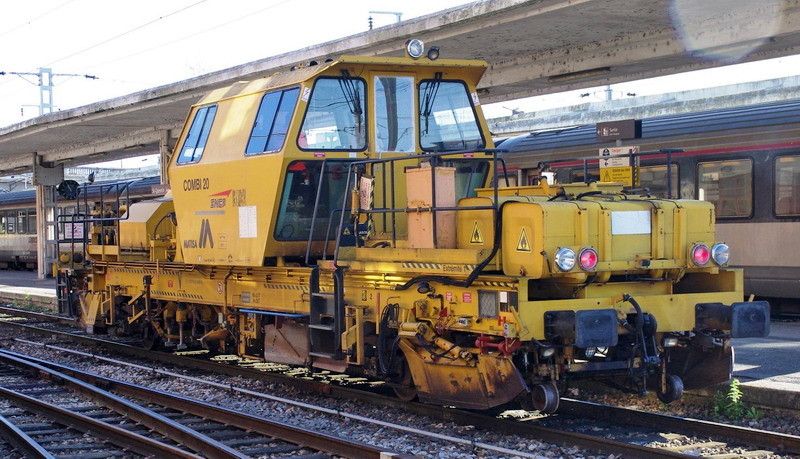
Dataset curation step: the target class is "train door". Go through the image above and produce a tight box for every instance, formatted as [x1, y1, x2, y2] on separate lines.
[370, 72, 416, 237]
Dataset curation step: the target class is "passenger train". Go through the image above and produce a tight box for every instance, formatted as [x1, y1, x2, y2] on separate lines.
[56, 40, 769, 413]
[0, 177, 163, 270]
[499, 99, 800, 315]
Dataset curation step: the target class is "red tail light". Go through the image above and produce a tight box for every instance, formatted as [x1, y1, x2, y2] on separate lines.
[692, 244, 711, 266]
[579, 248, 598, 270]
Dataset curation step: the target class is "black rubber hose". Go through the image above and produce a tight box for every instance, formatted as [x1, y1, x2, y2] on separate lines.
[396, 200, 512, 291]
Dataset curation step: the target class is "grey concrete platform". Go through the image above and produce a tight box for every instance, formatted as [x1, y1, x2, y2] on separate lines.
[0, 271, 797, 409]
[0, 271, 57, 309]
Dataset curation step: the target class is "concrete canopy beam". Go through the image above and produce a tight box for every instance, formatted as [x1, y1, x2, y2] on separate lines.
[2, 0, 800, 173]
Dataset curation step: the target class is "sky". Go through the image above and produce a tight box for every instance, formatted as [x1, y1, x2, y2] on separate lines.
[0, 0, 472, 128]
[2, 0, 800, 143]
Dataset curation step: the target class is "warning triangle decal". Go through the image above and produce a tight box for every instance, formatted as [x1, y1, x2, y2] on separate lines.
[470, 221, 483, 244]
[602, 170, 612, 182]
[516, 227, 532, 252]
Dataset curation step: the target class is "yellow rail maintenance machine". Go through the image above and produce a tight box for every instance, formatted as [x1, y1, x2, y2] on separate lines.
[58, 40, 769, 413]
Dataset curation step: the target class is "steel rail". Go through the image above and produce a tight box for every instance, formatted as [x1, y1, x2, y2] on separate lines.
[0, 348, 396, 459]
[0, 349, 246, 458]
[0, 321, 680, 458]
[4, 318, 798, 457]
[560, 398, 800, 454]
[0, 412, 55, 459]
[0, 306, 77, 325]
[0, 384, 195, 458]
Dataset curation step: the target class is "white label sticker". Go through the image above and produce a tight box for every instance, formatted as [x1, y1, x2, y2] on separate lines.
[239, 206, 257, 238]
[611, 211, 651, 235]
[301, 87, 311, 102]
[471, 91, 480, 106]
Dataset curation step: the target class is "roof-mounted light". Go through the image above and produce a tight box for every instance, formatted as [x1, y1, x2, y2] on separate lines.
[427, 46, 440, 60]
[405, 39, 425, 59]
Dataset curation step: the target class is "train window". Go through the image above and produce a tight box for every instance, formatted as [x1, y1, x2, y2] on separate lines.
[299, 77, 366, 151]
[775, 155, 800, 216]
[17, 210, 27, 234]
[419, 80, 484, 152]
[570, 168, 600, 183]
[246, 87, 300, 155]
[0, 212, 5, 234]
[177, 104, 217, 164]
[639, 164, 679, 197]
[698, 159, 753, 218]
[274, 160, 351, 241]
[27, 208, 36, 234]
[374, 76, 415, 153]
[6, 214, 15, 234]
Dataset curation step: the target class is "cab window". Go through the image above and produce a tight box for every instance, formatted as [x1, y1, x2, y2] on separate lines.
[177, 105, 217, 164]
[246, 87, 299, 155]
[441, 159, 489, 199]
[374, 76, 415, 153]
[275, 161, 351, 241]
[299, 77, 366, 151]
[698, 159, 753, 218]
[775, 155, 800, 216]
[419, 80, 484, 151]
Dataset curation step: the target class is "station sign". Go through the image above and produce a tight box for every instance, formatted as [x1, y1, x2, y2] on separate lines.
[151, 184, 171, 195]
[596, 119, 641, 141]
[599, 146, 638, 186]
[599, 146, 638, 168]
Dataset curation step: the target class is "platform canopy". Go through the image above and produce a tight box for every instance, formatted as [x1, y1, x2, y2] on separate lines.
[2, 0, 799, 174]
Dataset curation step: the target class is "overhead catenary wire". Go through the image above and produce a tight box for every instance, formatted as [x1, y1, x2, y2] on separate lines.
[0, 0, 78, 39]
[42, 0, 210, 67]
[82, 0, 293, 72]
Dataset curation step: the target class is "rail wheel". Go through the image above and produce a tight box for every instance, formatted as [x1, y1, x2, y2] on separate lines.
[141, 323, 161, 350]
[392, 356, 417, 401]
[530, 381, 560, 413]
[657, 374, 684, 404]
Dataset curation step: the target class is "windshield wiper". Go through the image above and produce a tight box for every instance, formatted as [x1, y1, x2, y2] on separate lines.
[420, 72, 442, 135]
[338, 70, 363, 137]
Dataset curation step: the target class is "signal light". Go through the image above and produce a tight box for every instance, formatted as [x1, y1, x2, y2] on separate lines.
[555, 248, 576, 272]
[579, 248, 598, 270]
[691, 244, 711, 266]
[711, 243, 730, 265]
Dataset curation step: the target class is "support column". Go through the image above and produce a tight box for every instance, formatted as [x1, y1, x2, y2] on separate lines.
[32, 154, 64, 279]
[159, 129, 172, 185]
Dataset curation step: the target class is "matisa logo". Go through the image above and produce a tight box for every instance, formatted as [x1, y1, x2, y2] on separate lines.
[209, 189, 231, 208]
[184, 218, 214, 249]
[199, 219, 214, 248]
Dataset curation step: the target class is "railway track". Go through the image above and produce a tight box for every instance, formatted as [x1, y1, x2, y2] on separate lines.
[0, 347, 393, 458]
[1, 307, 798, 458]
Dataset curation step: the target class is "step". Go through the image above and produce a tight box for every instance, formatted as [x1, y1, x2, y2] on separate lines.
[309, 323, 334, 331]
[311, 292, 334, 299]
[309, 352, 337, 359]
